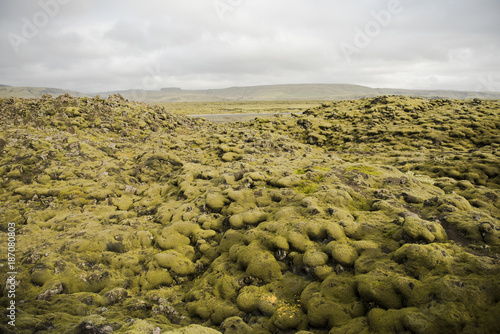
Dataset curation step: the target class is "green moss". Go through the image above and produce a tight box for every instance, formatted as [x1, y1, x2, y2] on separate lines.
[102, 287, 128, 305]
[60, 268, 112, 294]
[345, 165, 382, 176]
[136, 231, 153, 248]
[241, 209, 268, 226]
[326, 242, 358, 267]
[286, 231, 314, 252]
[1, 96, 500, 333]
[366, 308, 407, 333]
[305, 297, 351, 328]
[143, 269, 173, 289]
[402, 216, 448, 243]
[164, 325, 222, 333]
[348, 197, 371, 211]
[340, 221, 363, 239]
[330, 317, 370, 334]
[237, 242, 283, 283]
[221, 317, 253, 334]
[111, 195, 134, 211]
[294, 181, 319, 194]
[272, 236, 290, 250]
[393, 244, 453, 277]
[271, 302, 306, 330]
[206, 192, 228, 212]
[294, 168, 307, 175]
[156, 232, 191, 250]
[302, 251, 329, 267]
[236, 286, 261, 313]
[30, 264, 53, 286]
[313, 166, 331, 172]
[222, 152, 241, 162]
[357, 274, 403, 310]
[210, 301, 241, 325]
[154, 250, 197, 276]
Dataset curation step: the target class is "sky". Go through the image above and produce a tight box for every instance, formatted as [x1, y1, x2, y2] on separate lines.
[0, 0, 499, 93]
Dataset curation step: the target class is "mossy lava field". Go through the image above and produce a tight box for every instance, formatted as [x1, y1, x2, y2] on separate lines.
[0, 94, 499, 334]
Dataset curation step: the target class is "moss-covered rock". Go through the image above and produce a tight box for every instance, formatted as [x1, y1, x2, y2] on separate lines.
[236, 286, 261, 313]
[156, 232, 191, 250]
[303, 250, 329, 267]
[206, 192, 229, 213]
[30, 263, 53, 286]
[326, 242, 358, 267]
[76, 315, 114, 334]
[164, 325, 222, 333]
[329, 317, 370, 334]
[393, 243, 453, 277]
[271, 302, 307, 330]
[356, 273, 403, 309]
[237, 242, 283, 283]
[155, 251, 197, 276]
[143, 269, 173, 289]
[402, 216, 448, 243]
[304, 297, 351, 328]
[221, 316, 253, 334]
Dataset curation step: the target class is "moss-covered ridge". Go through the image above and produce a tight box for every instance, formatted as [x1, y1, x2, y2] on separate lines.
[0, 95, 499, 333]
[0, 93, 201, 135]
[281, 96, 500, 187]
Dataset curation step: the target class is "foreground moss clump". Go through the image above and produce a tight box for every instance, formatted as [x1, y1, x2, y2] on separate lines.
[0, 94, 499, 333]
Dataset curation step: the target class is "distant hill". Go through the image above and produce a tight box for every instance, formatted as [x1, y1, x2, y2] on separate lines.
[99, 84, 500, 102]
[0, 86, 89, 99]
[1, 84, 499, 101]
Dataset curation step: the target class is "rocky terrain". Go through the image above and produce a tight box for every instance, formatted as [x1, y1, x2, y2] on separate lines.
[0, 94, 499, 333]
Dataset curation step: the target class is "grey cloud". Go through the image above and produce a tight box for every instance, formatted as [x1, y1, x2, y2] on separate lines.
[0, 0, 499, 92]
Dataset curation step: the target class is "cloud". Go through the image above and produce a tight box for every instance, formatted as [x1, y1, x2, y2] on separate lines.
[0, 0, 499, 92]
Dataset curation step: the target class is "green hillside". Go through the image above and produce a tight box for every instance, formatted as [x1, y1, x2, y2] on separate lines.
[100, 84, 500, 102]
[2, 84, 499, 102]
[0, 87, 89, 99]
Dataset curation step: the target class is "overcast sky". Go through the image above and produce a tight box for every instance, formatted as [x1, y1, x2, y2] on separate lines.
[1, 0, 499, 93]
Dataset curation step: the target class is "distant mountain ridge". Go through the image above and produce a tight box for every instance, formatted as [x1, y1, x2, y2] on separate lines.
[1, 84, 499, 101]
[0, 86, 87, 98]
